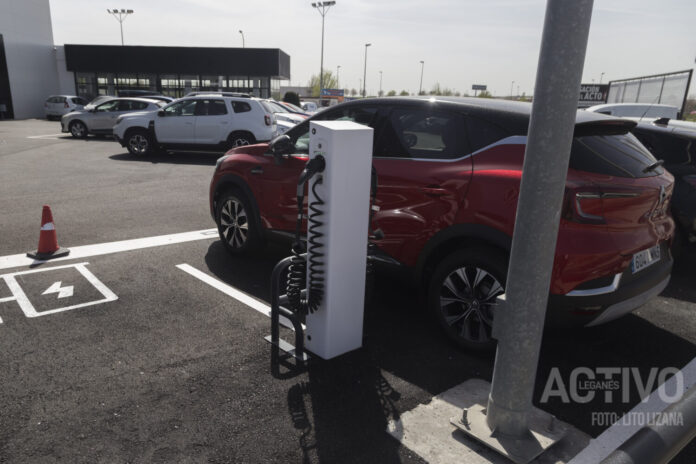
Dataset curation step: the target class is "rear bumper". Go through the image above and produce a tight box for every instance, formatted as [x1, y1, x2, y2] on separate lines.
[547, 243, 673, 327]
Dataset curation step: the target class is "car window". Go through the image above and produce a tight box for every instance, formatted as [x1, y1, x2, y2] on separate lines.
[47, 97, 57, 103]
[163, 100, 197, 116]
[95, 100, 120, 112]
[570, 132, 661, 178]
[632, 128, 693, 165]
[72, 97, 88, 105]
[375, 107, 467, 159]
[287, 106, 379, 155]
[465, 116, 509, 152]
[232, 101, 252, 113]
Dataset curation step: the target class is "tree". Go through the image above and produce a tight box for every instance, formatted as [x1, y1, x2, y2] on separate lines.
[399, 90, 409, 96]
[387, 90, 397, 97]
[282, 91, 301, 106]
[477, 90, 493, 98]
[307, 70, 339, 97]
[350, 88, 358, 96]
[454, 91, 461, 97]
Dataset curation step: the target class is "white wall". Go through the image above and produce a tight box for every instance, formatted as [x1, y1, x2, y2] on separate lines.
[0, 0, 59, 119]
[53, 45, 74, 95]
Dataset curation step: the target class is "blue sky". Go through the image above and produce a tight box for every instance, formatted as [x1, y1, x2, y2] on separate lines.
[49, 0, 696, 97]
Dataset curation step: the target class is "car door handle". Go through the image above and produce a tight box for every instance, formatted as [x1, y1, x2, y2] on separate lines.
[421, 186, 448, 196]
[250, 166, 263, 175]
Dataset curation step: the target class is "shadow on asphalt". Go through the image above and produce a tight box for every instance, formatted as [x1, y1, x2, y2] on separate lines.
[203, 239, 696, 462]
[110, 152, 219, 166]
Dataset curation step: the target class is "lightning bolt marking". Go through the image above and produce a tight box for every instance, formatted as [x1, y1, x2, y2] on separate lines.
[42, 281, 74, 299]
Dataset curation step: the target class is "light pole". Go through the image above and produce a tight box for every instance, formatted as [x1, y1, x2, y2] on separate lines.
[106, 9, 134, 46]
[362, 43, 371, 97]
[418, 60, 424, 95]
[336, 65, 341, 88]
[312, 1, 336, 104]
[239, 30, 245, 48]
[510, 80, 515, 99]
[600, 71, 605, 83]
[379, 70, 383, 97]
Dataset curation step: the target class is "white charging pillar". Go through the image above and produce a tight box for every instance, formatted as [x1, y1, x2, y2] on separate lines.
[305, 120, 374, 359]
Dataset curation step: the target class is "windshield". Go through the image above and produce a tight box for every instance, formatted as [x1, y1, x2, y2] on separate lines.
[265, 101, 290, 114]
[281, 102, 305, 113]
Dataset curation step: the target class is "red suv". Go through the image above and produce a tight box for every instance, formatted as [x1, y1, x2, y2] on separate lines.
[209, 97, 674, 349]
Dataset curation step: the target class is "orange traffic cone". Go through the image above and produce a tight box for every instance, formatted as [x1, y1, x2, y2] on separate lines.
[26, 205, 70, 259]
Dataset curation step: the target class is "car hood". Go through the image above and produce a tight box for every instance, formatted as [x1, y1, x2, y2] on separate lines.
[227, 143, 270, 157]
[119, 110, 157, 120]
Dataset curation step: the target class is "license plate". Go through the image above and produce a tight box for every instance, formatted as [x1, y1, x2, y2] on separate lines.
[631, 244, 661, 274]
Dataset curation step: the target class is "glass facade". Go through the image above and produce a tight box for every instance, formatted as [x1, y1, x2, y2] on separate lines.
[75, 72, 278, 100]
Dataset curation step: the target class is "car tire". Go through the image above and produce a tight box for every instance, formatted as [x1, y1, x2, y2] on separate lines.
[227, 132, 256, 149]
[69, 120, 88, 138]
[427, 247, 507, 351]
[216, 189, 264, 255]
[126, 129, 154, 156]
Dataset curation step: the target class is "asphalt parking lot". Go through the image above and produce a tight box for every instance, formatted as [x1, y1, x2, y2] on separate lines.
[0, 119, 694, 463]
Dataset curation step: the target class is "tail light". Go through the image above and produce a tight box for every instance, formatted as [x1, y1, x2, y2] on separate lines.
[264, 114, 272, 126]
[64, 102, 70, 108]
[563, 189, 605, 224]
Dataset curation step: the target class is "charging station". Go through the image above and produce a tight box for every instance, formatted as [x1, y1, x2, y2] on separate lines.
[304, 121, 374, 359]
[268, 120, 374, 361]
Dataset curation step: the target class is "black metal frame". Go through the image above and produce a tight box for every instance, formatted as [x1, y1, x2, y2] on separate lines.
[607, 69, 693, 119]
[268, 255, 308, 364]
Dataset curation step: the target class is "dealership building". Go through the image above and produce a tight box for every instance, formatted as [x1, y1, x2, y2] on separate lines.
[0, 0, 291, 119]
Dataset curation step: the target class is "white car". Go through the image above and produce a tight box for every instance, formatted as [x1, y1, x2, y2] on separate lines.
[44, 95, 88, 119]
[300, 101, 318, 113]
[586, 103, 680, 119]
[262, 100, 305, 125]
[113, 94, 277, 156]
[61, 98, 164, 138]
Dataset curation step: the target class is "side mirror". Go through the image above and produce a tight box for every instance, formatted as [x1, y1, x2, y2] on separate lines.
[269, 135, 293, 163]
[157, 109, 165, 117]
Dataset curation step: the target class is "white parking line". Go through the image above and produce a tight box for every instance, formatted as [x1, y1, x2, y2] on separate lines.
[176, 263, 295, 330]
[0, 229, 218, 271]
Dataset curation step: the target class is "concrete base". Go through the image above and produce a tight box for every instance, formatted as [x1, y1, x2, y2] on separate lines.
[387, 379, 590, 464]
[26, 247, 70, 260]
[451, 403, 564, 464]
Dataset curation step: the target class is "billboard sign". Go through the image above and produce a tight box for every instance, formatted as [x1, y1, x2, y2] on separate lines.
[606, 69, 693, 117]
[578, 84, 609, 107]
[472, 84, 487, 91]
[321, 88, 345, 97]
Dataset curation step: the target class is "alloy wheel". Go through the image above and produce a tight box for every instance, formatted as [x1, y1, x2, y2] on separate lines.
[439, 266, 504, 344]
[129, 134, 149, 154]
[220, 198, 249, 248]
[232, 138, 250, 147]
[71, 122, 85, 137]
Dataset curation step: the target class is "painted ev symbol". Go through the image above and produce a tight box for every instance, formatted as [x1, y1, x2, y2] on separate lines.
[0, 262, 117, 324]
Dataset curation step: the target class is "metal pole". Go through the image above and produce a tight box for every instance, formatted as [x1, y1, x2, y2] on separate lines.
[600, 71, 605, 83]
[320, 13, 325, 101]
[510, 80, 515, 98]
[486, 0, 594, 440]
[362, 43, 370, 97]
[336, 65, 341, 88]
[419, 61, 424, 95]
[119, 16, 124, 46]
[379, 71, 382, 97]
[239, 30, 245, 48]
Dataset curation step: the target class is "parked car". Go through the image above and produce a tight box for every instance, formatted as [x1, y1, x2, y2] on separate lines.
[113, 94, 277, 156]
[84, 95, 115, 111]
[262, 100, 306, 125]
[630, 118, 696, 254]
[278, 101, 310, 118]
[209, 97, 675, 350]
[44, 95, 88, 119]
[61, 98, 165, 138]
[300, 101, 318, 113]
[586, 103, 680, 119]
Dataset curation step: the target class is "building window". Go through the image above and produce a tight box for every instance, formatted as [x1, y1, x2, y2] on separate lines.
[160, 74, 181, 98]
[75, 72, 97, 99]
[180, 75, 200, 95]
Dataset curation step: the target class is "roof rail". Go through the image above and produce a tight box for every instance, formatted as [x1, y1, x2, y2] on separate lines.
[185, 91, 251, 98]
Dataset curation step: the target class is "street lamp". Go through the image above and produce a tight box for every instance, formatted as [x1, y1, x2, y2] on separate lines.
[379, 70, 383, 97]
[362, 43, 371, 97]
[418, 60, 424, 95]
[510, 80, 515, 99]
[106, 9, 134, 46]
[239, 30, 245, 48]
[336, 65, 341, 88]
[311, 1, 336, 103]
[600, 72, 605, 84]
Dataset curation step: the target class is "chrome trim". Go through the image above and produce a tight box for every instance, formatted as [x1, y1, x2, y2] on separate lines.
[574, 192, 603, 221]
[601, 192, 640, 199]
[567, 273, 622, 297]
[585, 276, 669, 327]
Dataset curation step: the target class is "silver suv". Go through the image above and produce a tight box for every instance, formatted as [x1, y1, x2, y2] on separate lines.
[61, 98, 165, 138]
[113, 94, 277, 156]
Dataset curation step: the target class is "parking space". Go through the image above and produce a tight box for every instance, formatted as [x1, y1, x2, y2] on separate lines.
[0, 119, 695, 463]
